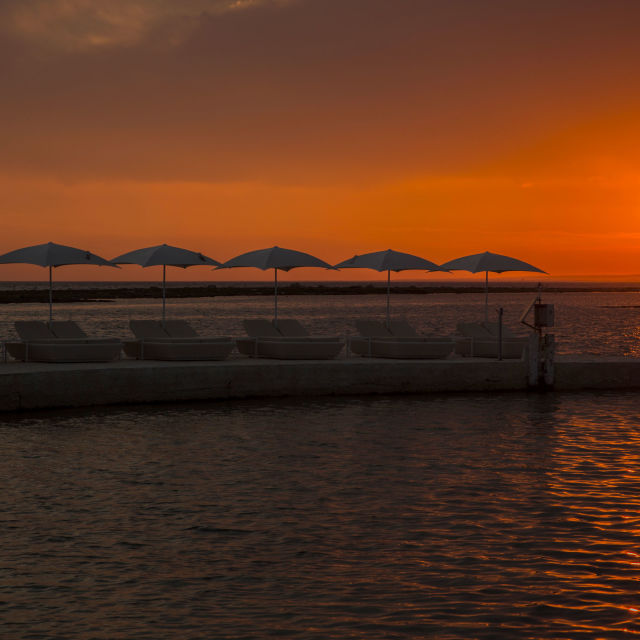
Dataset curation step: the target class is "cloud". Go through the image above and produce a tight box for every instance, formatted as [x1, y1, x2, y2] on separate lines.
[1, 0, 640, 186]
[0, 0, 296, 50]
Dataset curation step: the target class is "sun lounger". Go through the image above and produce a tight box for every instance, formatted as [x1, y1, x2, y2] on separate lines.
[455, 322, 528, 359]
[254, 337, 345, 360]
[275, 318, 347, 343]
[162, 320, 199, 338]
[482, 321, 523, 340]
[349, 320, 391, 355]
[6, 320, 122, 362]
[125, 319, 234, 360]
[129, 320, 169, 339]
[48, 320, 89, 339]
[238, 318, 344, 359]
[17, 321, 57, 340]
[355, 320, 393, 338]
[386, 319, 420, 338]
[236, 319, 281, 356]
[245, 319, 282, 338]
[273, 318, 310, 337]
[366, 338, 455, 359]
[350, 319, 455, 358]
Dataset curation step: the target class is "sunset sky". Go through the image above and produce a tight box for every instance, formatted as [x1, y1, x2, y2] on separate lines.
[2, 0, 640, 281]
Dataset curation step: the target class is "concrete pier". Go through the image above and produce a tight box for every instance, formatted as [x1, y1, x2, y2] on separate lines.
[0, 355, 639, 412]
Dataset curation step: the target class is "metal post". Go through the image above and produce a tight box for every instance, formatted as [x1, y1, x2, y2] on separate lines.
[162, 264, 166, 327]
[274, 268, 278, 327]
[497, 307, 503, 360]
[528, 332, 539, 386]
[49, 265, 53, 322]
[484, 271, 489, 322]
[386, 269, 391, 327]
[543, 334, 555, 386]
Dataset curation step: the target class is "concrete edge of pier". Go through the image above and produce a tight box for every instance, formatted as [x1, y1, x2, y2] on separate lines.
[0, 355, 639, 412]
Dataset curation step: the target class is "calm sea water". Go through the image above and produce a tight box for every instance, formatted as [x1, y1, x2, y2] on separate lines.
[1, 287, 639, 355]
[2, 392, 640, 638]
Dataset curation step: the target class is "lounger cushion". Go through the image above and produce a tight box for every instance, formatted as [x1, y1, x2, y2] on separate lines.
[129, 320, 169, 339]
[274, 319, 310, 337]
[48, 320, 88, 339]
[349, 337, 454, 358]
[387, 319, 419, 337]
[482, 322, 521, 339]
[355, 320, 392, 338]
[163, 320, 199, 338]
[126, 340, 234, 361]
[15, 321, 55, 340]
[470, 340, 526, 359]
[369, 339, 454, 359]
[243, 319, 282, 337]
[6, 339, 122, 362]
[255, 338, 344, 360]
[456, 322, 494, 339]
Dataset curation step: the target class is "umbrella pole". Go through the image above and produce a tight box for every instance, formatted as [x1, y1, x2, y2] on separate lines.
[484, 271, 489, 323]
[162, 264, 166, 327]
[386, 269, 391, 327]
[49, 265, 53, 322]
[274, 268, 278, 327]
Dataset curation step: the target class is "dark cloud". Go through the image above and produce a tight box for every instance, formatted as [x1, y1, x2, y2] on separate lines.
[1, 0, 640, 183]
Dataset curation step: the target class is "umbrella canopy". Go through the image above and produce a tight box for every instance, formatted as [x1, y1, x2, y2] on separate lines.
[0, 241, 117, 320]
[111, 244, 221, 323]
[334, 249, 445, 325]
[219, 246, 334, 325]
[440, 251, 546, 321]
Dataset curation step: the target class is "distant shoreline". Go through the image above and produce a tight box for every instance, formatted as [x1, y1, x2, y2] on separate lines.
[0, 283, 639, 304]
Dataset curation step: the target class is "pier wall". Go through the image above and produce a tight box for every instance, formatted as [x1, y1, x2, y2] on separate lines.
[554, 358, 640, 391]
[0, 359, 528, 412]
[1, 356, 639, 412]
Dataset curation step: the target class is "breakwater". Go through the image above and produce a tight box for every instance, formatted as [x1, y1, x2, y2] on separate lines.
[1, 282, 639, 304]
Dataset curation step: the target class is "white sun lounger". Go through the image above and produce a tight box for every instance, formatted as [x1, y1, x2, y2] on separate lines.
[125, 320, 234, 361]
[5, 321, 122, 363]
[238, 319, 344, 359]
[455, 322, 528, 359]
[350, 319, 455, 359]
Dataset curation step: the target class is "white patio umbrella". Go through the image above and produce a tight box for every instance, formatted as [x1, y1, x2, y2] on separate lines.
[0, 241, 117, 321]
[218, 246, 334, 326]
[110, 244, 221, 324]
[439, 251, 546, 321]
[334, 249, 445, 325]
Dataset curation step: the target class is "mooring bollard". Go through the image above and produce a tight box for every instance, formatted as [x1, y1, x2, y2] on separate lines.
[543, 334, 555, 386]
[528, 332, 539, 386]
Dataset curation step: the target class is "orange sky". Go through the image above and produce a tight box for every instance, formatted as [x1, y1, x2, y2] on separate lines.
[1, 0, 640, 281]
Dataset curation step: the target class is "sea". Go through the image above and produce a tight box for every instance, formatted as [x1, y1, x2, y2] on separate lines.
[1, 281, 640, 638]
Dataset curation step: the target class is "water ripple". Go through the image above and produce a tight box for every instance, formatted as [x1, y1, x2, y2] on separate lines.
[1, 392, 640, 637]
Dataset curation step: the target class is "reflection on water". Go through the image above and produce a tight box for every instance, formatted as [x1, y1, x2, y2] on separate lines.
[1, 392, 640, 638]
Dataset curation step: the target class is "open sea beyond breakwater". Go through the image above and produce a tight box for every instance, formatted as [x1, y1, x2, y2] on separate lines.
[2, 391, 640, 638]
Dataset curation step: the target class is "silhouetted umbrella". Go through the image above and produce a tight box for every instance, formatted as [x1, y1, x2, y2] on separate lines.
[440, 251, 546, 321]
[334, 249, 445, 325]
[0, 241, 117, 321]
[111, 244, 221, 324]
[218, 246, 334, 326]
